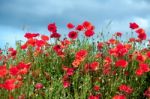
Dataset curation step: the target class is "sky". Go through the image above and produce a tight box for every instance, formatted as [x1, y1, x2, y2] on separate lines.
[0, 0, 150, 48]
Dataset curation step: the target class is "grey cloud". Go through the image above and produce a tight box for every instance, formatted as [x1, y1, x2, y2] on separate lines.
[0, 0, 150, 29]
[0, 0, 150, 39]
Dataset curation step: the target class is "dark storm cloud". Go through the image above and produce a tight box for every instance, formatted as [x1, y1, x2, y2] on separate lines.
[0, 0, 149, 29]
[0, 0, 150, 48]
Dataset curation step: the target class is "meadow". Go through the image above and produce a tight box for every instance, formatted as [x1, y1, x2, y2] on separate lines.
[0, 21, 150, 99]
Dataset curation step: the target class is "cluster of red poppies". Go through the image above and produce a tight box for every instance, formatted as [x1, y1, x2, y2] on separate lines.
[0, 62, 31, 91]
[0, 21, 150, 99]
[130, 22, 147, 40]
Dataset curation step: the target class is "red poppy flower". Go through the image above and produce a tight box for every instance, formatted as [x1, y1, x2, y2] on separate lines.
[88, 94, 100, 99]
[21, 43, 28, 50]
[35, 40, 46, 47]
[72, 59, 81, 68]
[2, 78, 16, 91]
[66, 68, 74, 76]
[41, 35, 49, 41]
[24, 33, 39, 39]
[67, 23, 75, 29]
[61, 39, 71, 46]
[11, 50, 17, 56]
[83, 21, 92, 30]
[63, 81, 70, 88]
[48, 23, 57, 33]
[129, 38, 136, 42]
[136, 54, 146, 62]
[112, 94, 126, 99]
[144, 87, 150, 98]
[8, 48, 17, 56]
[50, 32, 61, 38]
[135, 28, 145, 34]
[97, 42, 103, 50]
[75, 49, 88, 61]
[17, 62, 31, 69]
[93, 85, 100, 91]
[85, 29, 94, 37]
[135, 68, 143, 76]
[9, 66, 19, 76]
[76, 25, 84, 31]
[115, 32, 122, 37]
[35, 83, 43, 89]
[90, 62, 99, 71]
[14, 62, 30, 75]
[108, 38, 117, 44]
[104, 57, 112, 64]
[68, 31, 78, 39]
[124, 44, 132, 50]
[0, 65, 7, 78]
[27, 38, 36, 46]
[146, 51, 150, 58]
[129, 22, 139, 29]
[138, 33, 146, 40]
[115, 59, 128, 68]
[53, 45, 62, 52]
[116, 43, 128, 57]
[119, 84, 133, 94]
[139, 63, 150, 73]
